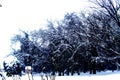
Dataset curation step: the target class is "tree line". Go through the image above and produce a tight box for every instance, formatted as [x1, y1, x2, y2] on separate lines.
[5, 0, 120, 75]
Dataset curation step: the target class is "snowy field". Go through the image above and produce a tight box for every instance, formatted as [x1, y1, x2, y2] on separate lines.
[1, 71, 120, 80]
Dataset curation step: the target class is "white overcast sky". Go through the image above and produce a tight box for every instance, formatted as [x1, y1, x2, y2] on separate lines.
[0, 0, 92, 61]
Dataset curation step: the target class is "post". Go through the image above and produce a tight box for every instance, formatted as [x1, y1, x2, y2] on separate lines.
[0, 4, 2, 7]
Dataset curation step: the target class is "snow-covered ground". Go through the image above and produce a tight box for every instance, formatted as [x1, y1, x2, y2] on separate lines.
[1, 71, 120, 80]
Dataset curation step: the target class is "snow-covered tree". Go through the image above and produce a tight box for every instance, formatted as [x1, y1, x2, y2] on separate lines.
[11, 0, 120, 75]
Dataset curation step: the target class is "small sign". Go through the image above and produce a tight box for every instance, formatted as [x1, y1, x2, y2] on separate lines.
[25, 66, 32, 73]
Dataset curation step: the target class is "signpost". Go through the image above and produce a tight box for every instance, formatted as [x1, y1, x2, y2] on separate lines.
[25, 66, 34, 80]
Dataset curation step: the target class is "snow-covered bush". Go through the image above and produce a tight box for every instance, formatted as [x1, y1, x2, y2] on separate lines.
[3, 58, 22, 77]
